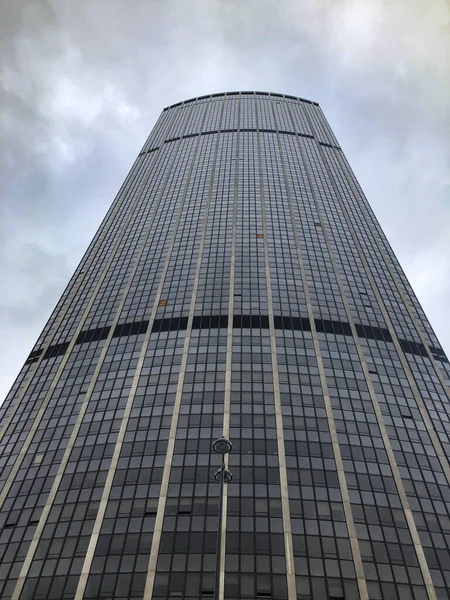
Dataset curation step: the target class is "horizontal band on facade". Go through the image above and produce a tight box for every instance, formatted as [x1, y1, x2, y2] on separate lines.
[139, 130, 340, 156]
[163, 90, 319, 111]
[26, 314, 448, 365]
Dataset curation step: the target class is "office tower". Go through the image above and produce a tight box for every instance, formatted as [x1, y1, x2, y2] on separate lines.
[1, 91, 450, 600]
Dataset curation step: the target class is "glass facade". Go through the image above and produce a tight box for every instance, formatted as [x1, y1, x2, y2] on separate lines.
[1, 91, 450, 600]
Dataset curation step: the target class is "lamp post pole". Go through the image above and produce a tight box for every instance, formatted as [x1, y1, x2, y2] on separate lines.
[212, 437, 232, 600]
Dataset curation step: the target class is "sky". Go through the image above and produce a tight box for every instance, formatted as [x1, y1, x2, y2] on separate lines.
[1, 0, 449, 402]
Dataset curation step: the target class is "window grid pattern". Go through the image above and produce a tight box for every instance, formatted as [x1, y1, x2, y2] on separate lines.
[264, 107, 366, 599]
[0, 92, 449, 600]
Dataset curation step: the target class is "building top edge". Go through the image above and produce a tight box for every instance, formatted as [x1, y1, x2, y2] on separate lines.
[163, 91, 319, 111]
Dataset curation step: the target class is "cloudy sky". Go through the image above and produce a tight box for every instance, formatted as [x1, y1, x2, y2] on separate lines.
[1, 0, 449, 401]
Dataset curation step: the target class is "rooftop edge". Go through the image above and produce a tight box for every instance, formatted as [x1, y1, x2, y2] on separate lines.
[163, 91, 319, 111]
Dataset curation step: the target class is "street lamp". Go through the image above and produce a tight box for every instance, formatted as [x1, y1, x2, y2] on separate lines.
[212, 437, 232, 600]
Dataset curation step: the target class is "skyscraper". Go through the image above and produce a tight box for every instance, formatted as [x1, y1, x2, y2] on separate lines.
[1, 90, 450, 600]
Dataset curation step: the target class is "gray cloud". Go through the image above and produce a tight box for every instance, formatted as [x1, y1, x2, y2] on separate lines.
[1, 0, 449, 400]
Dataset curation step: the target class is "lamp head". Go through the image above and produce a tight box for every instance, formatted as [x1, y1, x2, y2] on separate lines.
[214, 468, 233, 483]
[213, 437, 232, 455]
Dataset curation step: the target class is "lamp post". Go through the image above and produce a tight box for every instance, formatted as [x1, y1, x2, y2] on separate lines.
[212, 437, 232, 600]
